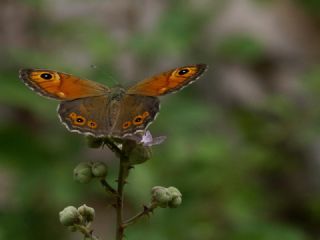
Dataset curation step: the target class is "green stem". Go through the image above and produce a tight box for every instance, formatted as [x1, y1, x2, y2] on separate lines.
[104, 138, 122, 156]
[123, 203, 157, 228]
[74, 224, 99, 240]
[100, 179, 117, 196]
[115, 153, 128, 240]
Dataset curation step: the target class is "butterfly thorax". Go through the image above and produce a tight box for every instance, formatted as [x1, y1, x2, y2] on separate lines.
[110, 86, 126, 100]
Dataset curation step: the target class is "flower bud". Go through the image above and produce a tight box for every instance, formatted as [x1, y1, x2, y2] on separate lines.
[78, 204, 95, 222]
[91, 161, 108, 178]
[73, 162, 93, 184]
[129, 145, 152, 165]
[167, 186, 182, 198]
[68, 226, 77, 232]
[59, 206, 81, 226]
[168, 196, 182, 208]
[167, 187, 182, 208]
[151, 186, 172, 208]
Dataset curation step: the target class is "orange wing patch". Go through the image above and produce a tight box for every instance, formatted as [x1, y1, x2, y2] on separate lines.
[127, 64, 207, 96]
[142, 111, 150, 118]
[19, 69, 110, 100]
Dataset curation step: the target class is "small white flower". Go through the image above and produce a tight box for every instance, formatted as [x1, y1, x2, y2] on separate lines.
[141, 130, 166, 147]
[127, 130, 166, 146]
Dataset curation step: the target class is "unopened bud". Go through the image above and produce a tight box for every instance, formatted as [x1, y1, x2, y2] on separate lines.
[91, 161, 108, 178]
[167, 186, 182, 198]
[73, 162, 93, 184]
[151, 186, 172, 208]
[68, 226, 77, 232]
[78, 204, 95, 222]
[129, 145, 152, 165]
[169, 196, 182, 208]
[59, 206, 81, 226]
[167, 186, 182, 208]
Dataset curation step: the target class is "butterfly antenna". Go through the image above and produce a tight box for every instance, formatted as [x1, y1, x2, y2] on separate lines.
[90, 64, 118, 86]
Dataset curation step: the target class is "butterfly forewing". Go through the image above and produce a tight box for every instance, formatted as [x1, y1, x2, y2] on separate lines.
[19, 69, 110, 100]
[127, 64, 207, 96]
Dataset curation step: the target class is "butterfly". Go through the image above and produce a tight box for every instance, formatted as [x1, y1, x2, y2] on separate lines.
[19, 64, 207, 138]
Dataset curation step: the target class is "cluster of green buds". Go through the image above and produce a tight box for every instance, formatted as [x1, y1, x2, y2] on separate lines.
[59, 204, 95, 228]
[73, 161, 108, 183]
[151, 186, 182, 208]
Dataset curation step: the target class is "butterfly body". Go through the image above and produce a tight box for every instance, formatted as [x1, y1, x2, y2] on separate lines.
[19, 64, 207, 138]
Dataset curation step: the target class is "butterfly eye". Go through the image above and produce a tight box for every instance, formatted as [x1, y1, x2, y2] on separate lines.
[178, 69, 189, 75]
[40, 73, 52, 80]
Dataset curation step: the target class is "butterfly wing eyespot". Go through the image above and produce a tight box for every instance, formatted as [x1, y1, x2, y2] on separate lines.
[133, 115, 144, 125]
[177, 69, 190, 75]
[172, 67, 199, 78]
[19, 69, 110, 100]
[73, 116, 86, 126]
[127, 64, 207, 96]
[40, 73, 53, 80]
[69, 112, 77, 119]
[142, 111, 150, 118]
[87, 120, 98, 129]
[122, 121, 132, 129]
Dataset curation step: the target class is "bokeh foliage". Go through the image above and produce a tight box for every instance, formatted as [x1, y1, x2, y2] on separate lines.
[0, 0, 320, 239]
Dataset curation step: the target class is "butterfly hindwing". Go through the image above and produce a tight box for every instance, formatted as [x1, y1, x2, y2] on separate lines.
[111, 94, 160, 137]
[57, 93, 160, 137]
[58, 95, 113, 136]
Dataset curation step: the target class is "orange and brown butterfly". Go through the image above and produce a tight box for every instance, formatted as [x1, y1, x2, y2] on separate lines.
[19, 64, 207, 138]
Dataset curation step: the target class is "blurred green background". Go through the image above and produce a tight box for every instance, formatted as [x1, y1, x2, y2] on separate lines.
[1, 0, 320, 239]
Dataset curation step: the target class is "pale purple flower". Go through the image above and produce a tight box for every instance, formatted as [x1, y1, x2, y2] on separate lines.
[140, 130, 166, 147]
[127, 130, 166, 146]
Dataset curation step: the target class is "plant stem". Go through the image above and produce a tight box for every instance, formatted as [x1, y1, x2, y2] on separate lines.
[115, 152, 128, 240]
[74, 224, 99, 240]
[104, 138, 122, 156]
[123, 203, 157, 228]
[100, 179, 117, 196]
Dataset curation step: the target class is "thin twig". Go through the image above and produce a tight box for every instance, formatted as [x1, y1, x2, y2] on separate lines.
[115, 151, 130, 240]
[123, 203, 157, 228]
[100, 179, 117, 196]
[74, 224, 99, 240]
